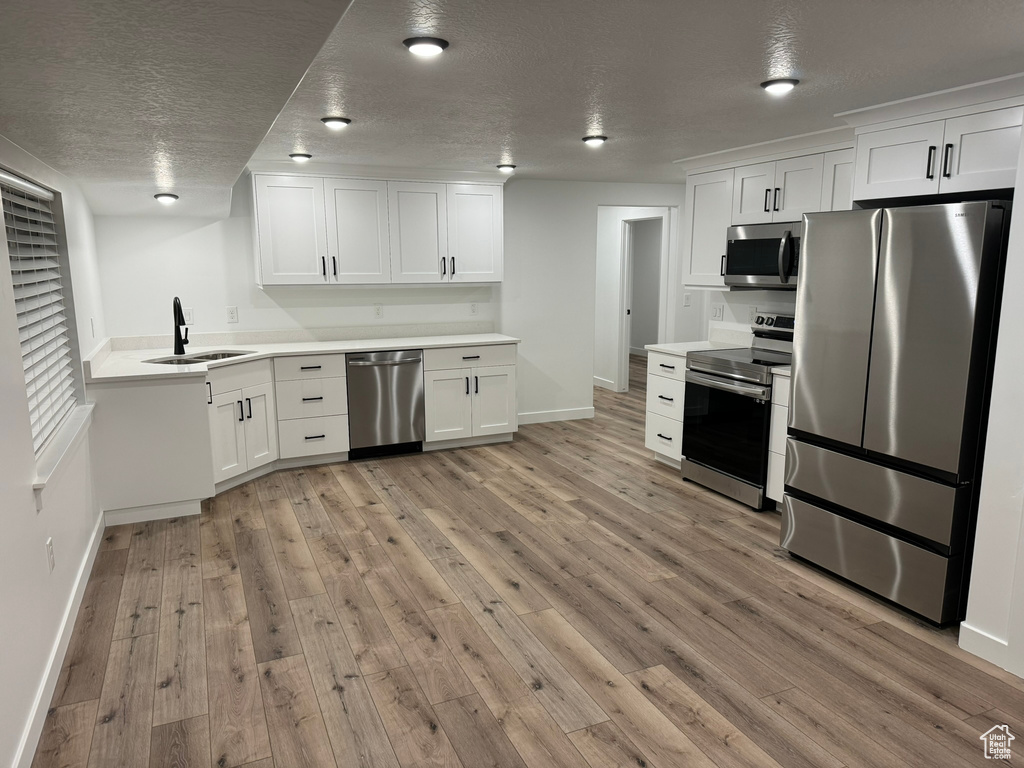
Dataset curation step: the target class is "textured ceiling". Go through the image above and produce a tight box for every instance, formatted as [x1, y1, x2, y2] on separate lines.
[253, 0, 1024, 183]
[0, 0, 352, 216]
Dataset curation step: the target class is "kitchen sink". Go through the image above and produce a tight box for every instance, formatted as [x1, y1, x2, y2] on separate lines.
[143, 350, 251, 365]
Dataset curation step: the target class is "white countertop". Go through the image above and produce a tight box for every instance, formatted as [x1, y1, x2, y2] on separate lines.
[644, 340, 744, 356]
[773, 366, 792, 377]
[86, 333, 521, 384]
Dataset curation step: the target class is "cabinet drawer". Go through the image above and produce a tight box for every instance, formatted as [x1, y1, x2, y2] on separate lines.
[767, 450, 784, 503]
[772, 373, 790, 405]
[208, 359, 273, 396]
[646, 375, 684, 421]
[276, 377, 348, 420]
[274, 353, 347, 381]
[647, 352, 686, 382]
[770, 404, 788, 455]
[424, 344, 516, 371]
[645, 412, 683, 457]
[278, 415, 350, 458]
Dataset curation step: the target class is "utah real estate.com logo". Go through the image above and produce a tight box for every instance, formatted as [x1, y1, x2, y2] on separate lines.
[980, 724, 1015, 760]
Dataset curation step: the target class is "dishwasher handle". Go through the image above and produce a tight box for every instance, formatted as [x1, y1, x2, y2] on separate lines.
[348, 358, 422, 367]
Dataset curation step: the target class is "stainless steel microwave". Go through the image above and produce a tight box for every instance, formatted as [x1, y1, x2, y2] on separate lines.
[724, 221, 802, 289]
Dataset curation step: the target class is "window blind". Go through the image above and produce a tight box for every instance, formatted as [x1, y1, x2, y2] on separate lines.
[2, 182, 77, 453]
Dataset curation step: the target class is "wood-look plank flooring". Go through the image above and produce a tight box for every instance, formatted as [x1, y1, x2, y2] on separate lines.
[33, 355, 1024, 767]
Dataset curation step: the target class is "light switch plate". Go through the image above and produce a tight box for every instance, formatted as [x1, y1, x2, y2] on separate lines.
[748, 305, 758, 323]
[711, 304, 724, 320]
[226, 306, 239, 324]
[683, 293, 691, 308]
[183, 307, 194, 325]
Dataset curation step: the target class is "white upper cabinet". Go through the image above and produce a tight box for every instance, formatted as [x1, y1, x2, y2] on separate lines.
[853, 107, 1022, 201]
[732, 163, 775, 225]
[732, 156, 823, 225]
[254, 175, 329, 285]
[388, 182, 449, 284]
[774, 154, 824, 221]
[682, 169, 734, 287]
[447, 184, 503, 283]
[820, 149, 855, 212]
[939, 107, 1023, 194]
[325, 178, 391, 284]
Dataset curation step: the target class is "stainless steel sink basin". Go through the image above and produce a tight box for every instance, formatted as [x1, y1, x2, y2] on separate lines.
[143, 350, 251, 365]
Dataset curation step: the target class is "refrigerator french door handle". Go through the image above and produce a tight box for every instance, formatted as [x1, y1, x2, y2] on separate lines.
[778, 230, 792, 283]
[926, 146, 937, 179]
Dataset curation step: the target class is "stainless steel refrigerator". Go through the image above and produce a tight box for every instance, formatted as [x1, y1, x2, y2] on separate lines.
[782, 201, 1010, 624]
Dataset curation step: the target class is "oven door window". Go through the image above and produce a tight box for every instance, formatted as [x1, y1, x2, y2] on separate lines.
[683, 382, 770, 485]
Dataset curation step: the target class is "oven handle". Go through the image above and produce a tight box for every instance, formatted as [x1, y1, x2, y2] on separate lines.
[685, 370, 770, 400]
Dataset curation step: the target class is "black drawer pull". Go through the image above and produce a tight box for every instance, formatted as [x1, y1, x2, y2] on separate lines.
[300, 365, 322, 371]
[658, 395, 674, 402]
[305, 434, 326, 441]
[462, 355, 481, 360]
[302, 396, 324, 402]
[657, 433, 673, 441]
[207, 381, 212, 404]
[659, 363, 675, 370]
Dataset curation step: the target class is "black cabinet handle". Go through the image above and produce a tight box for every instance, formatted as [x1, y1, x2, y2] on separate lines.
[246, 398, 252, 419]
[332, 256, 337, 277]
[926, 145, 937, 179]
[763, 188, 771, 213]
[660, 363, 675, 370]
[300, 365, 322, 371]
[238, 401, 244, 422]
[450, 257, 455, 276]
[304, 434, 326, 441]
[462, 355, 480, 360]
[465, 376, 470, 395]
[442, 258, 446, 276]
[301, 396, 324, 402]
[942, 143, 954, 178]
[475, 376, 479, 394]
[773, 187, 781, 212]
[207, 381, 212, 404]
[720, 254, 726, 276]
[321, 256, 327, 276]
[658, 395, 674, 402]
[657, 433, 673, 441]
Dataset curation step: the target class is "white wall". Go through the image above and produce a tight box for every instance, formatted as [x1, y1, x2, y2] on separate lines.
[94, 176, 496, 338]
[702, 288, 797, 337]
[500, 179, 691, 422]
[630, 219, 662, 354]
[0, 135, 105, 767]
[961, 135, 1024, 677]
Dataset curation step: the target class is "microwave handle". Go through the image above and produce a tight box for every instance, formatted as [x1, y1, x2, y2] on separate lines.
[778, 230, 792, 283]
[721, 254, 726, 276]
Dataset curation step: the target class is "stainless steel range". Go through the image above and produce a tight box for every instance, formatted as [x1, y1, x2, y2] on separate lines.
[681, 313, 794, 510]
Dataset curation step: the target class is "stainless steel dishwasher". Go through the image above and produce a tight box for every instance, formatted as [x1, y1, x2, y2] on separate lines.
[346, 349, 425, 458]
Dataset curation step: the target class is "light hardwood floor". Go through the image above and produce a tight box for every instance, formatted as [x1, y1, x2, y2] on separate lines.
[32, 356, 1024, 767]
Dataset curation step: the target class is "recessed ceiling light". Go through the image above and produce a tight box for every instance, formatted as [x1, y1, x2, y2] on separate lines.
[582, 135, 608, 147]
[760, 78, 799, 95]
[289, 153, 313, 163]
[403, 37, 449, 57]
[154, 193, 178, 205]
[497, 164, 516, 174]
[321, 117, 351, 130]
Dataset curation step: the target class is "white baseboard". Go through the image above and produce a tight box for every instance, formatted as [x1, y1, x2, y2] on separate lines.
[593, 376, 615, 390]
[959, 622, 1019, 674]
[104, 499, 201, 526]
[518, 407, 595, 425]
[14, 511, 104, 768]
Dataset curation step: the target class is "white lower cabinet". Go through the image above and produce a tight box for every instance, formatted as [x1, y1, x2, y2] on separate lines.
[279, 415, 350, 459]
[767, 372, 790, 505]
[425, 364, 517, 442]
[767, 451, 785, 505]
[644, 352, 687, 462]
[209, 379, 279, 484]
[645, 411, 683, 457]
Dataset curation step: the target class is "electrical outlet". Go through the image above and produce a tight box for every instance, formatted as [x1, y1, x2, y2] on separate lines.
[374, 303, 383, 319]
[748, 305, 758, 323]
[683, 293, 691, 308]
[470, 303, 479, 316]
[711, 303, 724, 321]
[45, 538, 55, 573]
[226, 306, 239, 324]
[183, 307, 194, 325]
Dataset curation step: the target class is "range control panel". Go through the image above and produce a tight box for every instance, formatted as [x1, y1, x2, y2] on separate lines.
[753, 313, 795, 330]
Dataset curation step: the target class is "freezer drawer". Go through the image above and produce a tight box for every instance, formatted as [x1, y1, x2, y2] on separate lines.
[785, 439, 967, 548]
[781, 495, 963, 623]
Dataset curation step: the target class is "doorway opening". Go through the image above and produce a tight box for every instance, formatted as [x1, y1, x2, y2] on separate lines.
[594, 206, 672, 392]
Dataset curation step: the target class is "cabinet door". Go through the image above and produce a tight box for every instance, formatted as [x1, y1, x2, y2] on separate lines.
[254, 175, 329, 285]
[732, 162, 776, 225]
[940, 107, 1023, 194]
[447, 184, 503, 283]
[820, 149, 855, 212]
[682, 169, 734, 287]
[325, 178, 391, 284]
[210, 390, 246, 484]
[471, 365, 517, 436]
[388, 182, 448, 283]
[852, 121, 944, 200]
[242, 381, 278, 471]
[774, 154, 824, 222]
[424, 368, 473, 442]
